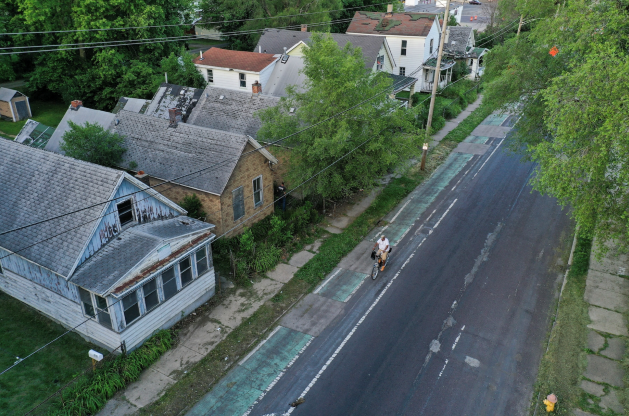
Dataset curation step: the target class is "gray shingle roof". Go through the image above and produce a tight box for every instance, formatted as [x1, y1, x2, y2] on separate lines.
[254, 29, 386, 68]
[187, 86, 280, 138]
[0, 138, 123, 277]
[388, 73, 418, 93]
[444, 26, 473, 56]
[143, 83, 204, 122]
[110, 110, 249, 195]
[264, 56, 307, 98]
[70, 216, 213, 295]
[45, 105, 116, 154]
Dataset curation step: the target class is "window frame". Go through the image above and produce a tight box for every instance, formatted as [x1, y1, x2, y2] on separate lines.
[142, 278, 161, 312]
[239, 73, 246, 88]
[94, 295, 112, 329]
[376, 55, 384, 71]
[232, 186, 245, 221]
[430, 39, 434, 54]
[179, 256, 194, 287]
[399, 67, 406, 76]
[116, 198, 134, 227]
[196, 246, 209, 277]
[207, 69, 214, 83]
[122, 291, 141, 326]
[252, 175, 263, 208]
[79, 287, 96, 318]
[401, 40, 407, 56]
[161, 265, 178, 301]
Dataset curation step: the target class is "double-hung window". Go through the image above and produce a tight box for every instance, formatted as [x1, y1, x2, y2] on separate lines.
[122, 291, 141, 325]
[430, 39, 434, 54]
[79, 288, 95, 317]
[253, 176, 263, 208]
[401, 40, 407, 56]
[239, 73, 246, 88]
[179, 257, 193, 287]
[208, 69, 214, 83]
[94, 295, 112, 329]
[196, 247, 209, 276]
[376, 55, 384, 71]
[232, 186, 245, 220]
[162, 266, 178, 301]
[143, 279, 160, 311]
[399, 67, 406, 76]
[117, 199, 134, 226]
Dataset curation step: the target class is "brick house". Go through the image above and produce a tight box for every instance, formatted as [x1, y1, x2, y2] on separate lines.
[109, 109, 279, 237]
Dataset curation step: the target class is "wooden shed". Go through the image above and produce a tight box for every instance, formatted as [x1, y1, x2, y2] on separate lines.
[0, 87, 32, 122]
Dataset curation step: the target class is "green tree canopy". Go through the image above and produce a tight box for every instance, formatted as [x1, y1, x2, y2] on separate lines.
[60, 121, 126, 168]
[256, 33, 417, 200]
[483, 0, 629, 254]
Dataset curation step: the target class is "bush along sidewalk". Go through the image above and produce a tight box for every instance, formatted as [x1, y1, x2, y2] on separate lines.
[46, 330, 173, 416]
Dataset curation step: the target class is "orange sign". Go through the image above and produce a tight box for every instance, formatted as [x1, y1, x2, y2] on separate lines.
[549, 46, 559, 57]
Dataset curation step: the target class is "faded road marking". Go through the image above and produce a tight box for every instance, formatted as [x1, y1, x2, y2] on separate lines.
[438, 359, 449, 379]
[465, 356, 481, 367]
[472, 138, 504, 179]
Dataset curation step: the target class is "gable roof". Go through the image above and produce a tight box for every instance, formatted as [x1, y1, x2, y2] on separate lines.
[444, 26, 473, 56]
[263, 55, 307, 98]
[0, 87, 22, 102]
[109, 110, 275, 195]
[0, 138, 124, 277]
[187, 85, 281, 138]
[45, 105, 116, 154]
[254, 29, 389, 68]
[346, 12, 440, 37]
[193, 48, 277, 72]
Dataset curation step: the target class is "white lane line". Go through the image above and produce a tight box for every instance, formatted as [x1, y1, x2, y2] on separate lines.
[242, 337, 314, 416]
[472, 138, 504, 179]
[433, 199, 458, 230]
[452, 333, 461, 350]
[438, 359, 449, 379]
[390, 198, 413, 223]
[239, 326, 281, 366]
[313, 268, 342, 294]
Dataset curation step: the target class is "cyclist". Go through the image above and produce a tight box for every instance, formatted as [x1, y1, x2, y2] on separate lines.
[373, 235, 390, 271]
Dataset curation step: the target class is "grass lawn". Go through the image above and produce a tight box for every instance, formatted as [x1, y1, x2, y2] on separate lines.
[396, 91, 410, 99]
[0, 98, 68, 137]
[0, 292, 98, 415]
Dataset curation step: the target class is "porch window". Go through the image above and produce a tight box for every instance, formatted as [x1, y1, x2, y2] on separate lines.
[233, 186, 245, 220]
[430, 39, 434, 54]
[239, 73, 246, 88]
[79, 287, 95, 317]
[162, 266, 178, 300]
[253, 176, 263, 207]
[180, 256, 193, 287]
[208, 69, 214, 83]
[196, 246, 209, 276]
[401, 40, 407, 56]
[399, 67, 406, 76]
[122, 291, 141, 325]
[117, 199, 134, 226]
[143, 279, 160, 311]
[95, 295, 112, 329]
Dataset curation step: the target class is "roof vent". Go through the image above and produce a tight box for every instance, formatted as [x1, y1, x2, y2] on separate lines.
[289, 107, 296, 113]
[281, 54, 289, 64]
[219, 95, 225, 100]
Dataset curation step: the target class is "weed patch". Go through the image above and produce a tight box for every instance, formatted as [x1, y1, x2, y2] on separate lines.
[442, 101, 497, 143]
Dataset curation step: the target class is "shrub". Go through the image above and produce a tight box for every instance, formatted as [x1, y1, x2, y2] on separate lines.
[250, 243, 282, 273]
[179, 194, 207, 220]
[289, 201, 319, 234]
[268, 215, 293, 246]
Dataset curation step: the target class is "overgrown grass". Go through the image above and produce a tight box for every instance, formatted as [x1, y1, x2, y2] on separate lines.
[0, 292, 98, 415]
[0, 99, 68, 136]
[442, 101, 496, 143]
[529, 232, 592, 415]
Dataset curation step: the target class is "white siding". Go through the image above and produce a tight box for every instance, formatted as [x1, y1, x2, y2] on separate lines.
[371, 43, 395, 74]
[386, 35, 425, 78]
[196, 61, 277, 93]
[0, 269, 121, 350]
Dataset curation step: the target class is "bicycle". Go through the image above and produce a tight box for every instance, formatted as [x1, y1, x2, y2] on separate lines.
[371, 247, 392, 280]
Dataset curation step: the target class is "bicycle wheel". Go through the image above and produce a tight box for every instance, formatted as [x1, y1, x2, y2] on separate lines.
[371, 263, 379, 280]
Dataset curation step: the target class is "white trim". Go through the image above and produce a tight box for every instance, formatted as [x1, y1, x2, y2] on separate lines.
[246, 135, 279, 164]
[122, 172, 188, 213]
[286, 40, 307, 55]
[382, 38, 397, 69]
[8, 98, 16, 122]
[252, 175, 263, 208]
[25, 96, 31, 118]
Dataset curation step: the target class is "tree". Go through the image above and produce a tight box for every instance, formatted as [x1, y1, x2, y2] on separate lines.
[179, 194, 207, 220]
[159, 48, 207, 89]
[483, 0, 629, 254]
[256, 33, 417, 200]
[60, 121, 126, 168]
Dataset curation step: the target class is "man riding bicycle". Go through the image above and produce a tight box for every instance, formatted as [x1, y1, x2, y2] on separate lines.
[373, 235, 390, 271]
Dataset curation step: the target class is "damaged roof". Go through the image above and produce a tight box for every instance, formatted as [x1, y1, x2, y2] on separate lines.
[346, 12, 440, 37]
[15, 119, 55, 149]
[444, 26, 473, 56]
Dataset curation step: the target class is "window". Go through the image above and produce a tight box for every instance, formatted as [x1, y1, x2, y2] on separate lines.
[122, 291, 141, 325]
[196, 246, 209, 276]
[232, 186, 245, 220]
[469, 59, 473, 66]
[161, 266, 178, 301]
[399, 67, 406, 76]
[179, 257, 193, 287]
[0, 261, 3, 275]
[253, 176, 263, 208]
[376, 55, 384, 71]
[208, 69, 213, 83]
[143, 279, 160, 311]
[425, 70, 430, 81]
[94, 295, 112, 329]
[401, 40, 407, 56]
[79, 288, 95, 317]
[239, 73, 246, 88]
[117, 199, 134, 226]
[430, 39, 434, 54]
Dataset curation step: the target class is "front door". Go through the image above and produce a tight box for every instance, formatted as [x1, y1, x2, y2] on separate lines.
[15, 101, 28, 120]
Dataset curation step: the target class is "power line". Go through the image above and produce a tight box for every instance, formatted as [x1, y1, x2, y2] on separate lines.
[0, 2, 391, 36]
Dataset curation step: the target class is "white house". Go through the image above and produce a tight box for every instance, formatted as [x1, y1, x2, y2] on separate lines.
[193, 48, 278, 92]
[0, 139, 217, 352]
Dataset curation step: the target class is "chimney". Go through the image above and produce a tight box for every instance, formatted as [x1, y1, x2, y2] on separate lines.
[198, 50, 204, 61]
[168, 108, 182, 127]
[301, 24, 308, 32]
[70, 100, 82, 111]
[385, 4, 393, 17]
[134, 171, 150, 185]
[252, 81, 262, 95]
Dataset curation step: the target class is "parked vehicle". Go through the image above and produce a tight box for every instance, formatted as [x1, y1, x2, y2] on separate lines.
[469, 0, 481, 4]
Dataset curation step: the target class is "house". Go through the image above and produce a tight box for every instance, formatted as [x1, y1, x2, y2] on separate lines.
[346, 12, 454, 92]
[112, 83, 203, 122]
[442, 26, 488, 80]
[193, 48, 278, 92]
[45, 100, 116, 154]
[109, 109, 279, 236]
[15, 119, 56, 149]
[0, 87, 32, 122]
[0, 139, 216, 351]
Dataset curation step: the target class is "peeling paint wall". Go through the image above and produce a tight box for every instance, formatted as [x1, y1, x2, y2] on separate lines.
[77, 179, 181, 267]
[0, 247, 79, 302]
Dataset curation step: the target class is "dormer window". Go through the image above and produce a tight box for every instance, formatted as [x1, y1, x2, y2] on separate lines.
[117, 199, 134, 226]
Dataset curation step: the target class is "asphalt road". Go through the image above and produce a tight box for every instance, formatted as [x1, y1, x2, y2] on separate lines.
[247, 129, 572, 415]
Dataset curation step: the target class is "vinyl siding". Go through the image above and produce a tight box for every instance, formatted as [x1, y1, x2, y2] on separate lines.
[371, 43, 395, 73]
[386, 35, 426, 79]
[0, 269, 121, 350]
[196, 64, 276, 92]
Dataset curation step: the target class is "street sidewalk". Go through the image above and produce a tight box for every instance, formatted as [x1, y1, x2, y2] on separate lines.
[99, 95, 486, 416]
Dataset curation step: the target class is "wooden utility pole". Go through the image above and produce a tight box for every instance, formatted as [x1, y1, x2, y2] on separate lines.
[516, 14, 524, 36]
[422, 0, 451, 170]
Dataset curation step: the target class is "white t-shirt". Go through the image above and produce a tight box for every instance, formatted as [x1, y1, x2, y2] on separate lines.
[377, 238, 390, 251]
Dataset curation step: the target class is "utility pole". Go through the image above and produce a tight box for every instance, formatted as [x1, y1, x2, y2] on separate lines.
[422, 0, 451, 170]
[516, 14, 524, 36]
